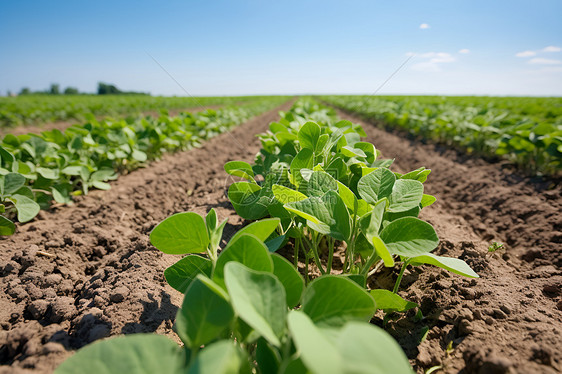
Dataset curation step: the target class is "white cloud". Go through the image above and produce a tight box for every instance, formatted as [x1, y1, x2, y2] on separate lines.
[458, 49, 470, 54]
[542, 46, 561, 53]
[529, 58, 562, 65]
[410, 51, 456, 72]
[419, 23, 430, 29]
[516, 50, 536, 57]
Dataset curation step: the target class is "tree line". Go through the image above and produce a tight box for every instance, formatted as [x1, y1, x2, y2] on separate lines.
[14, 83, 149, 96]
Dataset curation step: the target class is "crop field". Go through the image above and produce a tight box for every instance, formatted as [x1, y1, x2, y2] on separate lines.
[0, 94, 560, 374]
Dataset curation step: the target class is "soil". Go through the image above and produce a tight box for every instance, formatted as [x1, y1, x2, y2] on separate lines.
[1, 100, 561, 374]
[0, 105, 222, 137]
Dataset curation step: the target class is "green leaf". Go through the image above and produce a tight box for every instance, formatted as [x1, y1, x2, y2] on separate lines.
[0, 215, 15, 236]
[409, 252, 479, 278]
[2, 172, 25, 196]
[290, 149, 313, 187]
[388, 179, 424, 213]
[165, 255, 213, 293]
[213, 234, 273, 288]
[287, 311, 343, 374]
[302, 275, 376, 327]
[150, 212, 210, 255]
[224, 262, 286, 347]
[228, 182, 268, 220]
[379, 217, 439, 257]
[11, 194, 40, 223]
[256, 338, 281, 374]
[420, 194, 436, 208]
[51, 184, 73, 204]
[307, 171, 337, 197]
[229, 218, 280, 244]
[224, 161, 255, 182]
[298, 121, 321, 150]
[187, 340, 250, 374]
[271, 253, 304, 308]
[285, 191, 351, 241]
[272, 184, 307, 204]
[36, 167, 59, 180]
[175, 275, 234, 349]
[357, 168, 396, 204]
[54, 334, 185, 374]
[370, 289, 418, 313]
[337, 322, 413, 374]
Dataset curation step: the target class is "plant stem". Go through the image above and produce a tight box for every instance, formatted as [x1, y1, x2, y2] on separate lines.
[392, 260, 410, 294]
[326, 237, 334, 274]
[360, 250, 380, 276]
[294, 238, 300, 268]
[304, 251, 310, 285]
[303, 232, 325, 274]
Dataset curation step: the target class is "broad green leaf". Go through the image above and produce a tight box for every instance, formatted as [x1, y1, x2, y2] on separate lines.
[224, 161, 255, 182]
[51, 184, 73, 204]
[176, 275, 234, 349]
[287, 311, 343, 374]
[307, 171, 337, 197]
[370, 235, 394, 267]
[187, 340, 250, 374]
[290, 149, 313, 187]
[54, 334, 185, 374]
[206, 208, 218, 231]
[341, 145, 367, 158]
[256, 338, 281, 374]
[272, 184, 307, 204]
[150, 212, 210, 255]
[165, 255, 213, 293]
[379, 217, 439, 257]
[337, 322, 413, 374]
[229, 218, 280, 243]
[420, 194, 436, 208]
[228, 182, 268, 220]
[132, 149, 147, 162]
[224, 262, 286, 347]
[36, 167, 59, 180]
[213, 234, 273, 288]
[357, 168, 396, 204]
[2, 172, 25, 196]
[271, 253, 305, 308]
[11, 194, 40, 223]
[298, 122, 321, 150]
[401, 167, 431, 183]
[302, 275, 376, 327]
[370, 289, 418, 313]
[354, 142, 376, 163]
[409, 252, 479, 278]
[388, 179, 424, 213]
[0, 215, 15, 236]
[285, 191, 351, 241]
[265, 234, 285, 252]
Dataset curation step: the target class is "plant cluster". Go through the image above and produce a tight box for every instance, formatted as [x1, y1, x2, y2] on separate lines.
[323, 95, 562, 175]
[56, 99, 478, 373]
[0, 98, 286, 235]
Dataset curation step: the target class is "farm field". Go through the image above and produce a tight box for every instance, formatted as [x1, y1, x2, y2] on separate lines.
[0, 97, 560, 373]
[0, 95, 278, 131]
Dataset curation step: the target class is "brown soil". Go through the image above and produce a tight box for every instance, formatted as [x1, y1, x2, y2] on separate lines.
[336, 109, 562, 374]
[0, 105, 222, 137]
[1, 100, 561, 374]
[0, 101, 293, 373]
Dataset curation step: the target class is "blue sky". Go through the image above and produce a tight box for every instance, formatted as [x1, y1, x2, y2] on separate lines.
[1, 0, 561, 96]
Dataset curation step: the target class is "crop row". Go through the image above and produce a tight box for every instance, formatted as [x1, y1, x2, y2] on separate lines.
[55, 99, 478, 373]
[0, 95, 286, 128]
[322, 95, 562, 175]
[0, 97, 287, 235]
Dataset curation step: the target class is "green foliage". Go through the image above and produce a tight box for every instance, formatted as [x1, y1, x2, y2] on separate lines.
[323, 95, 562, 175]
[0, 98, 286, 234]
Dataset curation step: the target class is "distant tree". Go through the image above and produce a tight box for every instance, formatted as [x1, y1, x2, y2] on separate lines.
[49, 84, 60, 95]
[64, 87, 79, 95]
[19, 87, 31, 95]
[97, 82, 120, 95]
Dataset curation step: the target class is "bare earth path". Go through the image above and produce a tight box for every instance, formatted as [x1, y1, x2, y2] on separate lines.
[0, 101, 292, 373]
[336, 109, 562, 374]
